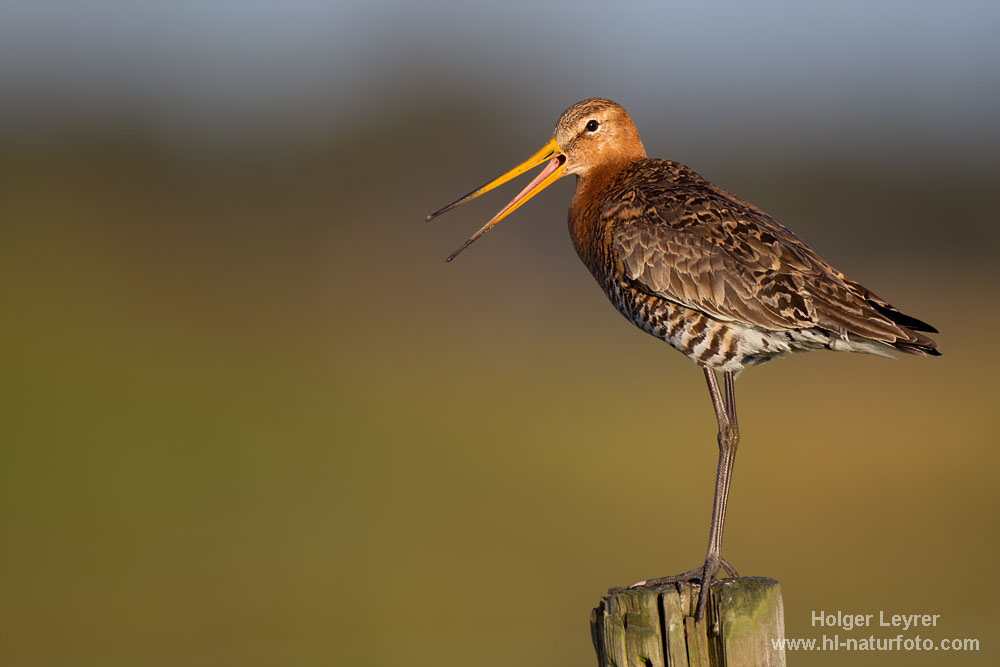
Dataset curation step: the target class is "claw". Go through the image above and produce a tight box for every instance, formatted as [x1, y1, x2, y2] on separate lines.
[630, 565, 705, 588]
[631, 555, 739, 622]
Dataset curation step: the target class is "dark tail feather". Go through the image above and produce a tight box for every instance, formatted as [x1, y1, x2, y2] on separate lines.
[894, 336, 941, 357]
[870, 300, 942, 356]
[867, 300, 938, 333]
[894, 342, 942, 357]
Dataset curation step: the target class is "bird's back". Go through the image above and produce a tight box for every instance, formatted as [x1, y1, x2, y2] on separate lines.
[568, 158, 939, 372]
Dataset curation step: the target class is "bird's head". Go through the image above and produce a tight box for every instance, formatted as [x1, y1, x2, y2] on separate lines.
[554, 98, 646, 177]
[426, 98, 646, 261]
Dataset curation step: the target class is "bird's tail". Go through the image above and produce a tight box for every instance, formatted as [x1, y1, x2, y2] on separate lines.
[893, 335, 941, 357]
[862, 300, 941, 357]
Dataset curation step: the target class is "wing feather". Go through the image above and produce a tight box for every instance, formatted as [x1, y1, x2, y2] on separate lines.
[607, 178, 930, 350]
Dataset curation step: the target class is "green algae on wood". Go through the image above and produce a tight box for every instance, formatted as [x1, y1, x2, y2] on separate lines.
[591, 577, 785, 667]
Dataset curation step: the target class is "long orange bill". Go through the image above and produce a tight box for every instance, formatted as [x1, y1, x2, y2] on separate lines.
[425, 137, 567, 262]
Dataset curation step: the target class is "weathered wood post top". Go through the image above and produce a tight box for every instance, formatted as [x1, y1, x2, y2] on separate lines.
[590, 577, 785, 667]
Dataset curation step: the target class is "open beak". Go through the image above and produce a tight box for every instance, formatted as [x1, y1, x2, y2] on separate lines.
[426, 137, 567, 262]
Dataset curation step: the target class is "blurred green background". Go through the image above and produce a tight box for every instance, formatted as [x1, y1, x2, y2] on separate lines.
[1, 2, 998, 666]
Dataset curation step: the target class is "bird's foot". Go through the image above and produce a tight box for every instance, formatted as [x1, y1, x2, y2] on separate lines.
[630, 555, 738, 622]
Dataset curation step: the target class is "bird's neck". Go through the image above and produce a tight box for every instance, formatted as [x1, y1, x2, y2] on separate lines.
[568, 158, 643, 276]
[572, 157, 639, 210]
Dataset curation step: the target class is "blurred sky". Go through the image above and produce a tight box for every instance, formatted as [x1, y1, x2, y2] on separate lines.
[1, 0, 998, 157]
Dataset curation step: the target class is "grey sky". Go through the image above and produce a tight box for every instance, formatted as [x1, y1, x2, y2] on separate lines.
[1, 0, 997, 147]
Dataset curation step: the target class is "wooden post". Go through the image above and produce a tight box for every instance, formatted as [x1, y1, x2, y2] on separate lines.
[590, 577, 785, 667]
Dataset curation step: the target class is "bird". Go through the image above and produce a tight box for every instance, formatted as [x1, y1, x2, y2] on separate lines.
[426, 98, 939, 622]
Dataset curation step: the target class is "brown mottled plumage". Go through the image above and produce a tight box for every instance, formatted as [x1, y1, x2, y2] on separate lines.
[587, 157, 939, 370]
[556, 99, 939, 372]
[427, 98, 939, 622]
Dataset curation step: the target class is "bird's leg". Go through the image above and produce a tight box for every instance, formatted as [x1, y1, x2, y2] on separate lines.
[691, 369, 741, 620]
[716, 371, 740, 584]
[717, 370, 740, 562]
[632, 368, 741, 623]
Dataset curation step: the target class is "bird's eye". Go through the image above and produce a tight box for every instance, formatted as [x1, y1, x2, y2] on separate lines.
[585, 120, 599, 132]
